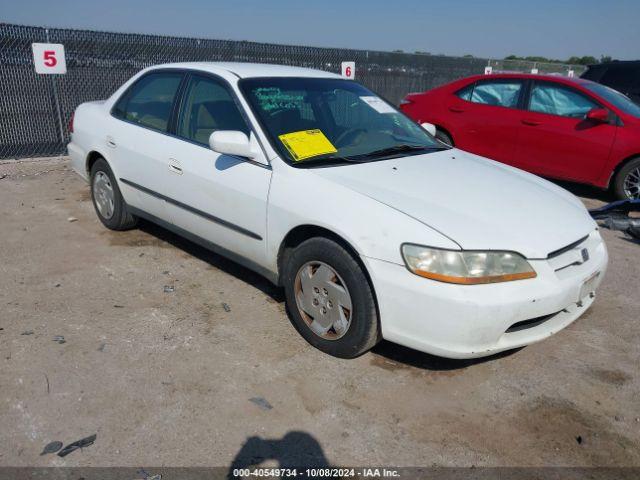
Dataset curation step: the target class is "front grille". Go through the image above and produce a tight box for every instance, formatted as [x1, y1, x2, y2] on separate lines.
[505, 313, 556, 333]
[547, 235, 589, 259]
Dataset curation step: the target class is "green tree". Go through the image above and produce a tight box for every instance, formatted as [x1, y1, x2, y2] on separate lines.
[579, 56, 598, 65]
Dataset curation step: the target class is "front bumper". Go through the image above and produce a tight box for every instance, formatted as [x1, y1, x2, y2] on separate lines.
[364, 230, 608, 359]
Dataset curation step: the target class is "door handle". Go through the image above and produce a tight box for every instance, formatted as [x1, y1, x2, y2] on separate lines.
[449, 106, 465, 113]
[106, 136, 117, 148]
[168, 159, 183, 175]
[521, 119, 541, 126]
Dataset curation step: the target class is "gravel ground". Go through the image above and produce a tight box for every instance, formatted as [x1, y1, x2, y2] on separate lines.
[0, 157, 638, 468]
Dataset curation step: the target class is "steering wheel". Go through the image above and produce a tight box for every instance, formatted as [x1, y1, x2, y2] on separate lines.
[334, 128, 367, 148]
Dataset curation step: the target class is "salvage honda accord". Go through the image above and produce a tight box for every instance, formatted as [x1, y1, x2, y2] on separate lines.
[68, 62, 608, 359]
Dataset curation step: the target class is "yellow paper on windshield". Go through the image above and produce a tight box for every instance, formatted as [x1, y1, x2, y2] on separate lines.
[278, 129, 337, 162]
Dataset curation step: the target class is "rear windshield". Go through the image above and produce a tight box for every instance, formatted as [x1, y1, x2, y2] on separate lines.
[584, 83, 640, 119]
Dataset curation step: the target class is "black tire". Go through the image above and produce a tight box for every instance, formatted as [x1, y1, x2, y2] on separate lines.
[281, 237, 380, 359]
[612, 157, 640, 200]
[90, 158, 138, 230]
[435, 129, 453, 147]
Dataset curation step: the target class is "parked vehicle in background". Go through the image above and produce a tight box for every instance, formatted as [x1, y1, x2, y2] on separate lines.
[581, 61, 640, 104]
[400, 73, 640, 199]
[69, 63, 607, 360]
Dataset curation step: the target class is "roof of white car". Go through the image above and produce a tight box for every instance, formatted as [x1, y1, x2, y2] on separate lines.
[149, 62, 341, 79]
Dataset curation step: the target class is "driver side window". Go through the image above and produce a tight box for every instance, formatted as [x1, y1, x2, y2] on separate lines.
[529, 83, 598, 118]
[178, 75, 250, 145]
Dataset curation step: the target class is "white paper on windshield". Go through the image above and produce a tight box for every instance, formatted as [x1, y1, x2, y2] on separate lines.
[360, 96, 396, 114]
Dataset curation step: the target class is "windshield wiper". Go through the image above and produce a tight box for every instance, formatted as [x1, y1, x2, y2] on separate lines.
[291, 145, 448, 167]
[350, 144, 447, 160]
[292, 155, 369, 167]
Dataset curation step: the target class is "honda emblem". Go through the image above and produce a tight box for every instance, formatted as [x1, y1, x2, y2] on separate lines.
[581, 248, 589, 262]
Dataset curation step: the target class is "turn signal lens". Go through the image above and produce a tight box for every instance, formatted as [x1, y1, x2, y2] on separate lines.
[401, 244, 537, 285]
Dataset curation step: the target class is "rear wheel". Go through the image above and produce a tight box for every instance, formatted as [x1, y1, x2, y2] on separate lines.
[435, 129, 453, 147]
[282, 237, 379, 358]
[612, 157, 640, 200]
[90, 158, 138, 230]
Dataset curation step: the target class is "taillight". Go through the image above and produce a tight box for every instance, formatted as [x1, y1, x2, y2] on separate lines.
[68, 112, 74, 133]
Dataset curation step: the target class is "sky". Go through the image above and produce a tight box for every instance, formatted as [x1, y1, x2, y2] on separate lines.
[1, 0, 639, 60]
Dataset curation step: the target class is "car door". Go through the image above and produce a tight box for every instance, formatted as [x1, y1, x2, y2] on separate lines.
[446, 78, 525, 165]
[162, 73, 272, 267]
[109, 71, 185, 220]
[514, 80, 617, 182]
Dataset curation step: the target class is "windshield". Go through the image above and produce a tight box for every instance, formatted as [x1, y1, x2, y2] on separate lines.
[240, 77, 444, 166]
[584, 82, 640, 119]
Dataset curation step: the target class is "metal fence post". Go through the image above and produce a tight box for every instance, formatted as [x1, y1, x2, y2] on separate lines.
[46, 28, 66, 153]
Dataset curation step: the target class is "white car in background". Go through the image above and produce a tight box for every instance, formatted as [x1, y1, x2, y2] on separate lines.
[68, 62, 607, 359]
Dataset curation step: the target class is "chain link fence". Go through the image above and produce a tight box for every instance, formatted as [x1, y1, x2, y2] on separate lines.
[0, 23, 586, 160]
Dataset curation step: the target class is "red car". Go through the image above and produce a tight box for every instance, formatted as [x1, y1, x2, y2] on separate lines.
[400, 73, 640, 199]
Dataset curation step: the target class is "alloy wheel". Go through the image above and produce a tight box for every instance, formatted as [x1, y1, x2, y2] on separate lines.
[623, 167, 640, 199]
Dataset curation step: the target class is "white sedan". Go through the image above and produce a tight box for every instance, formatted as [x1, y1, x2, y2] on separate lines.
[68, 62, 608, 359]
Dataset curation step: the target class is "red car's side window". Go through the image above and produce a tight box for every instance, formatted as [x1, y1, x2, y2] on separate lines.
[528, 83, 599, 119]
[455, 80, 523, 109]
[455, 83, 474, 101]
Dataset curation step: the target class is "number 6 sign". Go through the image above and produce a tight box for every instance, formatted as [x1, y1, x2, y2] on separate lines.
[341, 61, 355, 80]
[32, 43, 67, 74]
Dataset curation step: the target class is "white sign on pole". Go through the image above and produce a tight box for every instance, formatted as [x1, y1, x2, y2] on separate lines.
[531, 68, 539, 74]
[341, 61, 355, 79]
[484, 66, 493, 75]
[567, 70, 575, 78]
[32, 43, 67, 74]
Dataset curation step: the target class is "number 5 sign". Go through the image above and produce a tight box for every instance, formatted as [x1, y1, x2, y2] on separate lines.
[341, 61, 355, 80]
[32, 43, 67, 74]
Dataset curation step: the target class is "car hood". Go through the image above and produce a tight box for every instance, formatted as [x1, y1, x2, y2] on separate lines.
[312, 149, 596, 258]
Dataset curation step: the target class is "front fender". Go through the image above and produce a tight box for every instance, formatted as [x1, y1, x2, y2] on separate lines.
[265, 161, 459, 273]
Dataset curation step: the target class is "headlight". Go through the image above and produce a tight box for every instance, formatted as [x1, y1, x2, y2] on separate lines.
[401, 244, 536, 285]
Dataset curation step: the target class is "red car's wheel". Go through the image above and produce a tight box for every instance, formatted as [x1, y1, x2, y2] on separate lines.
[613, 157, 640, 200]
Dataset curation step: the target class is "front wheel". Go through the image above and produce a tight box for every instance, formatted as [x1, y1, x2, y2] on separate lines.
[282, 237, 380, 358]
[612, 157, 640, 200]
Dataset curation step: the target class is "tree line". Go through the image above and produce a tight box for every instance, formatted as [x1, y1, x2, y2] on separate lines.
[503, 54, 614, 65]
[392, 51, 617, 66]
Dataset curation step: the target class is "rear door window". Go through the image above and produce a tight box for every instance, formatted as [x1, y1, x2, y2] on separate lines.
[113, 72, 183, 132]
[457, 80, 523, 108]
[528, 82, 598, 118]
[471, 81, 523, 107]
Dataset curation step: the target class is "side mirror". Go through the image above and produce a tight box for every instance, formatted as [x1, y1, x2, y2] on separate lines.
[420, 122, 437, 136]
[209, 131, 253, 158]
[586, 108, 609, 123]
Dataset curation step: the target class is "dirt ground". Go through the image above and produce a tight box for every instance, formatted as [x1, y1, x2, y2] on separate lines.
[0, 157, 639, 468]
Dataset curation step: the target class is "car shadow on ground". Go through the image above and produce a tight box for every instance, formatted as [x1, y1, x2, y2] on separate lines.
[371, 340, 522, 371]
[137, 219, 284, 302]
